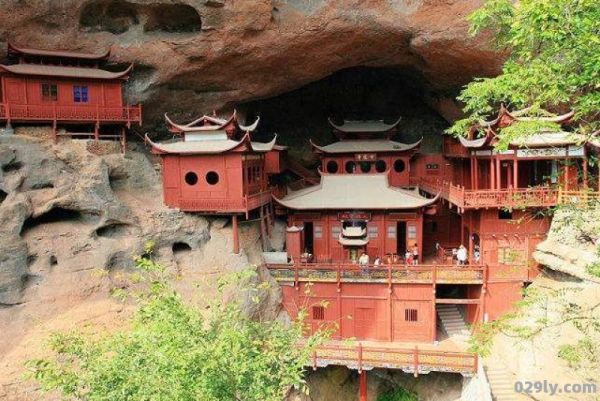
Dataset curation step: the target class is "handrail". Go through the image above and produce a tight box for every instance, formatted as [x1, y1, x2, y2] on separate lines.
[310, 342, 478, 374]
[0, 102, 141, 124]
[266, 262, 486, 285]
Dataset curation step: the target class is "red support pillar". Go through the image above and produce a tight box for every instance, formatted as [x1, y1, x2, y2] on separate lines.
[232, 215, 240, 254]
[359, 370, 367, 401]
[474, 158, 479, 190]
[513, 158, 519, 189]
[495, 158, 502, 189]
[490, 157, 495, 190]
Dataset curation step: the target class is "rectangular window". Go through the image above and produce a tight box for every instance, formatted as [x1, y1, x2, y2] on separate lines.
[498, 210, 513, 220]
[407, 225, 417, 239]
[331, 225, 341, 238]
[367, 225, 378, 238]
[498, 248, 523, 265]
[41, 83, 58, 101]
[312, 306, 325, 320]
[405, 308, 418, 322]
[314, 225, 322, 239]
[73, 85, 89, 103]
[387, 225, 396, 239]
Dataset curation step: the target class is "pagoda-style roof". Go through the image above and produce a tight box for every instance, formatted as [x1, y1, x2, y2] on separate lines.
[145, 133, 278, 155]
[310, 138, 421, 154]
[458, 105, 578, 149]
[165, 110, 259, 135]
[274, 173, 439, 211]
[480, 104, 574, 129]
[0, 63, 133, 80]
[7, 42, 111, 61]
[328, 118, 402, 134]
[338, 236, 369, 246]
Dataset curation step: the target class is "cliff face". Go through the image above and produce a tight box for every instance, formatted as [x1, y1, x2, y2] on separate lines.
[486, 206, 600, 401]
[0, 132, 282, 400]
[0, 0, 500, 126]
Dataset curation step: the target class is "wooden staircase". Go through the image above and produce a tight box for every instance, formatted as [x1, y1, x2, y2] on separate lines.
[437, 304, 470, 339]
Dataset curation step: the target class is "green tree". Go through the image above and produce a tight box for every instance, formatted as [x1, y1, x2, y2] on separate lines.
[26, 256, 329, 401]
[448, 0, 600, 147]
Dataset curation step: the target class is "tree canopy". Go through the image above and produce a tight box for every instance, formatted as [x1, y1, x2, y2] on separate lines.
[27, 255, 328, 401]
[448, 0, 599, 146]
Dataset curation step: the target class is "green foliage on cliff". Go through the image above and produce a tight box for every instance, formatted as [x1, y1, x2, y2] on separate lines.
[449, 0, 600, 147]
[26, 255, 328, 401]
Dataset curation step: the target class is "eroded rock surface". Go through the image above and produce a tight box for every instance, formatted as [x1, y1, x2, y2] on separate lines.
[0, 133, 276, 400]
[0, 0, 501, 127]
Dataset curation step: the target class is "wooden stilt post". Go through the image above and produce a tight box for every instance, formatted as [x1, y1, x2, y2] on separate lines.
[259, 205, 268, 250]
[232, 215, 240, 254]
[359, 370, 367, 401]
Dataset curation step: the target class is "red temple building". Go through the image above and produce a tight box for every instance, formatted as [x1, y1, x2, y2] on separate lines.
[0, 43, 142, 150]
[263, 110, 600, 399]
[146, 111, 284, 254]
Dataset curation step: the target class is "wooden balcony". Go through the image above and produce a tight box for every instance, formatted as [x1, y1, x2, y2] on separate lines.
[177, 190, 272, 214]
[0, 102, 142, 126]
[414, 176, 560, 210]
[266, 262, 486, 285]
[309, 341, 478, 375]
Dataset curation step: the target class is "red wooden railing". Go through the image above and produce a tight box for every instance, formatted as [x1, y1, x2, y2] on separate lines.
[266, 262, 486, 285]
[0, 103, 142, 125]
[413, 176, 560, 209]
[177, 190, 273, 213]
[310, 342, 478, 374]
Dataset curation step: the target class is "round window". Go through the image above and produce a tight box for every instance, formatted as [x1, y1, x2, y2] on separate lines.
[359, 162, 372, 173]
[326, 160, 339, 174]
[345, 161, 356, 174]
[375, 160, 387, 173]
[206, 171, 220, 185]
[393, 159, 406, 173]
[184, 171, 198, 186]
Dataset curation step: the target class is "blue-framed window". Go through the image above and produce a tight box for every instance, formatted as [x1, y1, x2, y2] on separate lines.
[73, 86, 89, 103]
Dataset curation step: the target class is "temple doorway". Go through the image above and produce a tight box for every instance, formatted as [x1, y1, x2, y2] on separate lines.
[396, 221, 407, 256]
[304, 222, 314, 254]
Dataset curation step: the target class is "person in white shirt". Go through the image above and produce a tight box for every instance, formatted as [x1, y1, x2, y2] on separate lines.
[456, 245, 468, 266]
[373, 256, 382, 266]
[358, 252, 370, 274]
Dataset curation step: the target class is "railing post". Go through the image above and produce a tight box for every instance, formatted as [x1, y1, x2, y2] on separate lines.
[358, 342, 363, 373]
[336, 263, 341, 292]
[294, 262, 299, 289]
[387, 263, 392, 292]
[413, 346, 419, 377]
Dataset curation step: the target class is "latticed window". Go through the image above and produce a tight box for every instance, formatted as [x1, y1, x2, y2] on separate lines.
[73, 86, 89, 103]
[404, 308, 418, 322]
[312, 306, 325, 320]
[498, 248, 523, 265]
[368, 225, 378, 238]
[41, 83, 58, 101]
[314, 225, 322, 239]
[387, 225, 396, 239]
[331, 225, 341, 238]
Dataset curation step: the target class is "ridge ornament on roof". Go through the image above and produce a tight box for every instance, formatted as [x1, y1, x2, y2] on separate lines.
[165, 110, 260, 135]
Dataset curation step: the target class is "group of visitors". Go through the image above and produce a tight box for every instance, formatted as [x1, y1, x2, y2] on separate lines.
[357, 244, 420, 273]
[451, 244, 480, 265]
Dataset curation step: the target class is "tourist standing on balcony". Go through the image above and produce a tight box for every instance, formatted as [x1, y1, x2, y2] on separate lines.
[457, 245, 467, 266]
[412, 244, 419, 265]
[373, 256, 382, 266]
[405, 250, 413, 265]
[473, 245, 481, 264]
[358, 252, 370, 274]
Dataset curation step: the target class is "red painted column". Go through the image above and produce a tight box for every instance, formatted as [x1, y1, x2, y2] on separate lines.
[490, 157, 495, 190]
[232, 215, 240, 254]
[513, 158, 519, 189]
[359, 370, 367, 401]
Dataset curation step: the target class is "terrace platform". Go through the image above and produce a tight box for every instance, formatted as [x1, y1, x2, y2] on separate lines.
[309, 338, 477, 375]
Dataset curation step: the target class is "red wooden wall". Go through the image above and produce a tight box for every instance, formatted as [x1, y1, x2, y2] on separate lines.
[1, 75, 123, 107]
[281, 282, 435, 342]
[289, 211, 423, 262]
[321, 154, 412, 186]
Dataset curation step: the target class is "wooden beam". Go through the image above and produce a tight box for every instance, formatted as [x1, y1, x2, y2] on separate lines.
[435, 298, 480, 304]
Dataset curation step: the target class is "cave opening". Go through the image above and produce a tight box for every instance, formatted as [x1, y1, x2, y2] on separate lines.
[172, 241, 192, 255]
[0, 189, 7, 205]
[79, 0, 139, 34]
[95, 222, 133, 239]
[20, 207, 88, 236]
[242, 67, 448, 161]
[143, 4, 202, 33]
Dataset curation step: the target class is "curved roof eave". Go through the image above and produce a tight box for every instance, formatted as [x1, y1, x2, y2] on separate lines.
[8, 42, 111, 60]
[327, 116, 402, 133]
